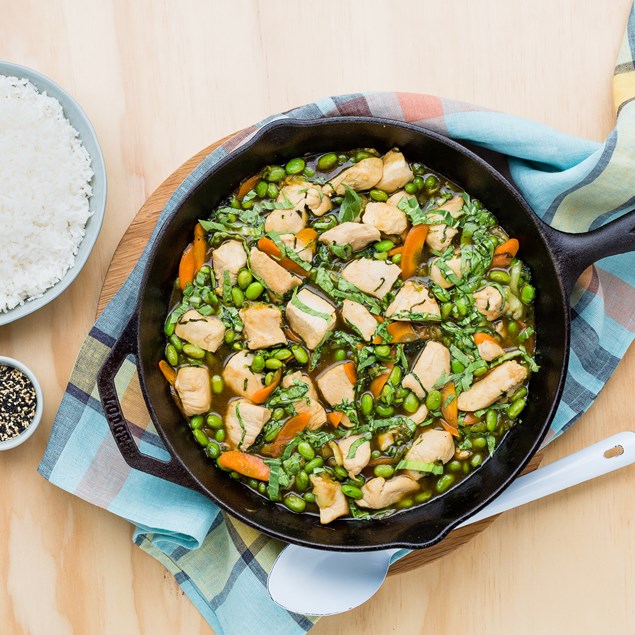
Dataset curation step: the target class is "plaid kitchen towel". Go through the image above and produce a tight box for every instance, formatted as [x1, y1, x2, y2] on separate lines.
[39, 6, 635, 635]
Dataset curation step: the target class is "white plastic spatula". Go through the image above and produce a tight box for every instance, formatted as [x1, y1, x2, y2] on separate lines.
[268, 431, 635, 616]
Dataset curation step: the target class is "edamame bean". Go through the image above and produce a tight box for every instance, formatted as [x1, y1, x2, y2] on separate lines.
[265, 358, 283, 370]
[265, 165, 286, 182]
[231, 287, 244, 307]
[486, 409, 498, 432]
[334, 466, 348, 480]
[425, 175, 439, 190]
[297, 442, 315, 460]
[295, 470, 309, 491]
[215, 429, 226, 443]
[507, 398, 526, 419]
[435, 474, 455, 493]
[251, 355, 266, 372]
[341, 484, 363, 499]
[245, 281, 264, 300]
[374, 239, 395, 252]
[451, 359, 465, 374]
[471, 422, 486, 433]
[489, 270, 511, 284]
[413, 176, 424, 190]
[371, 450, 381, 459]
[455, 296, 468, 316]
[374, 464, 395, 479]
[375, 344, 391, 358]
[230, 196, 241, 209]
[415, 490, 432, 504]
[374, 252, 388, 260]
[206, 442, 220, 459]
[304, 457, 324, 473]
[265, 371, 275, 386]
[193, 429, 209, 446]
[272, 408, 285, 421]
[284, 494, 307, 513]
[211, 375, 224, 394]
[376, 404, 394, 416]
[441, 302, 453, 319]
[404, 182, 418, 195]
[403, 392, 420, 414]
[224, 330, 235, 344]
[291, 345, 309, 364]
[448, 460, 462, 473]
[258, 482, 267, 495]
[471, 454, 483, 468]
[274, 348, 292, 361]
[334, 349, 347, 361]
[392, 254, 402, 265]
[241, 200, 253, 210]
[164, 320, 175, 337]
[398, 498, 414, 509]
[426, 390, 442, 411]
[232, 342, 243, 351]
[303, 492, 316, 503]
[511, 386, 527, 401]
[473, 436, 487, 449]
[474, 365, 489, 377]
[303, 166, 315, 178]
[507, 320, 519, 337]
[521, 284, 535, 305]
[166, 344, 178, 366]
[361, 393, 374, 416]
[369, 189, 388, 202]
[255, 180, 268, 198]
[355, 151, 371, 162]
[267, 183, 279, 198]
[285, 158, 305, 175]
[237, 269, 252, 289]
[183, 343, 205, 359]
[388, 366, 402, 385]
[264, 425, 281, 442]
[190, 415, 204, 430]
[206, 413, 223, 429]
[317, 153, 338, 170]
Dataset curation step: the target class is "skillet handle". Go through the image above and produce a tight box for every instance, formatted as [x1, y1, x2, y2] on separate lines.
[542, 208, 635, 297]
[97, 314, 194, 487]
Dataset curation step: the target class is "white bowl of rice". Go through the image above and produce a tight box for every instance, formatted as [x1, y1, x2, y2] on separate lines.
[0, 61, 106, 325]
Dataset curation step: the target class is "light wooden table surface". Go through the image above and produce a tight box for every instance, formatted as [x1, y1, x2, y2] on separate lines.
[1, 1, 634, 633]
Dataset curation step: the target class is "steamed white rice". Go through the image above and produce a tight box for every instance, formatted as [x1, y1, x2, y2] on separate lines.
[0, 75, 93, 312]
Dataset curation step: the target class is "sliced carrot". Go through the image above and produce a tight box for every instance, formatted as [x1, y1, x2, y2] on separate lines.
[441, 382, 458, 428]
[441, 419, 460, 437]
[178, 242, 195, 291]
[327, 411, 344, 427]
[261, 412, 312, 458]
[370, 362, 393, 399]
[256, 237, 308, 277]
[388, 245, 404, 257]
[491, 238, 519, 268]
[400, 224, 429, 280]
[343, 361, 357, 384]
[237, 174, 260, 199]
[193, 223, 207, 272]
[473, 332, 499, 346]
[158, 360, 176, 385]
[217, 451, 271, 481]
[463, 413, 481, 425]
[387, 321, 417, 343]
[250, 369, 282, 405]
[295, 227, 318, 247]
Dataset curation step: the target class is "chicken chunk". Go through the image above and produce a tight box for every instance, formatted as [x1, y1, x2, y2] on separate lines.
[386, 280, 440, 320]
[387, 190, 415, 207]
[278, 180, 332, 217]
[239, 304, 286, 350]
[174, 366, 212, 416]
[225, 398, 271, 450]
[477, 337, 505, 362]
[375, 150, 414, 193]
[327, 157, 383, 195]
[175, 310, 226, 353]
[357, 475, 419, 510]
[282, 371, 327, 429]
[409, 403, 429, 424]
[474, 285, 505, 321]
[279, 232, 315, 263]
[336, 434, 371, 477]
[341, 258, 401, 298]
[403, 341, 451, 398]
[317, 362, 355, 407]
[285, 288, 337, 349]
[310, 474, 349, 524]
[222, 350, 265, 399]
[212, 240, 247, 288]
[430, 254, 463, 289]
[457, 361, 529, 411]
[403, 429, 455, 480]
[249, 248, 301, 296]
[362, 202, 409, 235]
[264, 208, 306, 234]
[425, 196, 465, 252]
[341, 299, 377, 341]
[319, 222, 380, 252]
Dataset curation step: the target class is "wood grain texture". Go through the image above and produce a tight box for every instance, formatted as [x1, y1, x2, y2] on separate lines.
[1, 1, 634, 634]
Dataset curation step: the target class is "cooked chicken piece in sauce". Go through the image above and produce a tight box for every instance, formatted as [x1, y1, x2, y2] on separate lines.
[403, 429, 455, 480]
[278, 180, 332, 217]
[212, 240, 247, 288]
[336, 434, 371, 477]
[457, 361, 528, 411]
[386, 280, 440, 320]
[222, 351, 265, 400]
[175, 310, 226, 353]
[319, 221, 380, 252]
[375, 150, 414, 193]
[362, 202, 409, 235]
[477, 337, 505, 361]
[430, 254, 463, 289]
[264, 208, 306, 234]
[357, 475, 419, 509]
[175, 366, 212, 416]
[341, 299, 377, 341]
[239, 304, 286, 350]
[425, 195, 465, 252]
[310, 474, 349, 524]
[327, 157, 383, 195]
[474, 285, 505, 321]
[279, 232, 315, 263]
[317, 362, 355, 407]
[282, 371, 327, 429]
[341, 258, 401, 299]
[249, 248, 301, 296]
[403, 341, 451, 399]
[225, 398, 271, 450]
[285, 287, 336, 349]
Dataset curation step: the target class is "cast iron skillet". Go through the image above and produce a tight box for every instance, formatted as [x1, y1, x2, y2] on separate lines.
[97, 117, 635, 551]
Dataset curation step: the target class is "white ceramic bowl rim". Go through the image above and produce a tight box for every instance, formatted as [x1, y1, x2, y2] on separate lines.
[0, 60, 107, 326]
[0, 356, 44, 450]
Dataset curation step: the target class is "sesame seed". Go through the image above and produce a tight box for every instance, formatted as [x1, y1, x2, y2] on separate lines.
[0, 365, 37, 442]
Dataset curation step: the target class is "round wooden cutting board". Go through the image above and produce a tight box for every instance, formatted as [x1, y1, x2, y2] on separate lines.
[97, 133, 542, 576]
